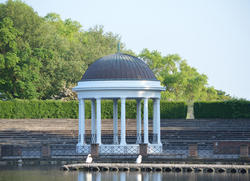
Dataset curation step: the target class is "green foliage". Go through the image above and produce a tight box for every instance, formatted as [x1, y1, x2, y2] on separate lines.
[0, 0, 123, 100]
[161, 101, 187, 119]
[0, 99, 78, 118]
[0, 100, 187, 119]
[194, 100, 250, 118]
[139, 49, 231, 102]
[0, 0, 231, 101]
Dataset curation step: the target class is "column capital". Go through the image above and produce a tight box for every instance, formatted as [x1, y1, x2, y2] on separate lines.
[78, 98, 84, 103]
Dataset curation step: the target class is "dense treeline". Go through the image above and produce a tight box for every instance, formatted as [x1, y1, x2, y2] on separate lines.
[2, 99, 249, 119]
[0, 0, 122, 100]
[194, 100, 250, 118]
[0, 0, 231, 102]
[0, 100, 187, 119]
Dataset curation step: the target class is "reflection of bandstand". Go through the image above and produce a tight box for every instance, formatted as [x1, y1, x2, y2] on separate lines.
[77, 171, 162, 181]
[73, 52, 165, 155]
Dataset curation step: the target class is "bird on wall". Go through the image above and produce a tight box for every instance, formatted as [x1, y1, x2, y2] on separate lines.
[86, 154, 93, 163]
[136, 155, 142, 164]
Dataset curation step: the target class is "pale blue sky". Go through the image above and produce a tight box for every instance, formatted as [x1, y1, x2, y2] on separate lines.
[2, 0, 250, 100]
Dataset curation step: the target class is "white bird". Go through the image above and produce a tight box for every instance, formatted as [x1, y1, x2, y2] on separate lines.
[136, 155, 142, 164]
[86, 154, 93, 163]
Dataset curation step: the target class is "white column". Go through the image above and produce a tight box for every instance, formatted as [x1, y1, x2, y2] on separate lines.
[120, 97, 126, 145]
[113, 99, 118, 144]
[153, 99, 157, 143]
[143, 98, 149, 144]
[156, 98, 161, 144]
[78, 98, 85, 145]
[136, 99, 142, 143]
[91, 99, 96, 143]
[96, 98, 101, 144]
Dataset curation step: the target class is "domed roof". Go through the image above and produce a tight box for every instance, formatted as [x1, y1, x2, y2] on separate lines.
[81, 53, 157, 81]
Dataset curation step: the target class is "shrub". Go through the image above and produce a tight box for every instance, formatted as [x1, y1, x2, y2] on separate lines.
[194, 100, 250, 119]
[160, 101, 187, 119]
[0, 99, 187, 119]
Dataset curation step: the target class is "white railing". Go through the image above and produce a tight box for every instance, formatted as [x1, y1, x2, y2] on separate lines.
[76, 144, 90, 154]
[76, 144, 163, 155]
[100, 144, 139, 155]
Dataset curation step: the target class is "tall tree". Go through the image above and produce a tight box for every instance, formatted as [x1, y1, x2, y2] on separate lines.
[139, 49, 231, 101]
[0, 1, 123, 99]
[0, 17, 40, 99]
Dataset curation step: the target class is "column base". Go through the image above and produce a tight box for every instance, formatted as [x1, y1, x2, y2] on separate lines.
[147, 143, 162, 154]
[91, 144, 99, 158]
[136, 133, 142, 144]
[120, 142, 127, 146]
[189, 144, 198, 158]
[100, 144, 139, 154]
[140, 144, 148, 157]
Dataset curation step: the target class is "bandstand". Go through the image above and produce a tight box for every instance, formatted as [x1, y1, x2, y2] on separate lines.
[73, 52, 165, 155]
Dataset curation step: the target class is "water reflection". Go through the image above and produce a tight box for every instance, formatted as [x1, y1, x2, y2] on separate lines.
[137, 173, 142, 181]
[0, 167, 249, 181]
[77, 172, 163, 181]
[120, 172, 126, 181]
[78, 171, 84, 181]
[76, 171, 250, 181]
[143, 173, 149, 181]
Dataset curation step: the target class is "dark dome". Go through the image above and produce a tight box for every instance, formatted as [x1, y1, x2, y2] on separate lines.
[81, 53, 157, 81]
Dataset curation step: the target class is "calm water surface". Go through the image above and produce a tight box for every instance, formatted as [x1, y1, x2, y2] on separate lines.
[0, 166, 249, 181]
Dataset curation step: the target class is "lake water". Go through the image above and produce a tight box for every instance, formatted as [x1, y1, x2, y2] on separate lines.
[0, 166, 249, 181]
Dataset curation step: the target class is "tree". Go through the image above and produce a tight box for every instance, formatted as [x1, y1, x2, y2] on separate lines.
[0, 17, 40, 99]
[139, 49, 231, 101]
[0, 1, 123, 99]
[0, 0, 231, 101]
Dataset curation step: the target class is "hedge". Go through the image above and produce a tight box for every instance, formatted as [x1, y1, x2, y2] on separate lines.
[0, 100, 187, 119]
[194, 100, 250, 119]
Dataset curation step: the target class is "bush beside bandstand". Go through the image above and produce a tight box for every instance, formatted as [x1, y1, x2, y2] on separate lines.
[0, 99, 187, 119]
[194, 100, 250, 119]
